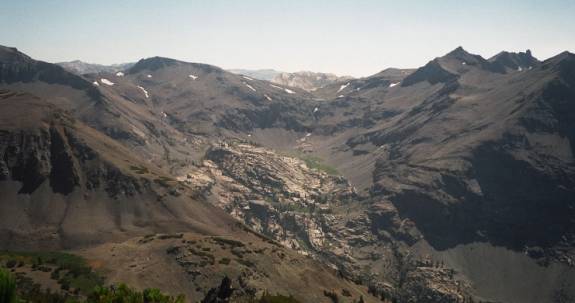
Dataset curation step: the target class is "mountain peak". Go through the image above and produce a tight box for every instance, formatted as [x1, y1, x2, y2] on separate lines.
[128, 56, 181, 74]
[441, 46, 494, 68]
[401, 58, 458, 86]
[489, 49, 540, 71]
[445, 46, 472, 57]
[0, 45, 33, 63]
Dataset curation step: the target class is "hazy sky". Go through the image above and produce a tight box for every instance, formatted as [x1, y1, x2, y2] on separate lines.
[1, 0, 574, 77]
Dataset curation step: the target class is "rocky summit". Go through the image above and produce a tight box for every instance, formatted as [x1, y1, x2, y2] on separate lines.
[1, 44, 574, 303]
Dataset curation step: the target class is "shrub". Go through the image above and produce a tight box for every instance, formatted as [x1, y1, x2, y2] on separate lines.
[212, 237, 245, 248]
[0, 268, 17, 303]
[88, 284, 185, 303]
[218, 258, 231, 265]
[259, 291, 300, 303]
[5, 260, 17, 269]
[323, 290, 339, 303]
[341, 289, 352, 297]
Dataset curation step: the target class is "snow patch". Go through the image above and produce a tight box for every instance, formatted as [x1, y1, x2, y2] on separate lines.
[100, 78, 114, 86]
[162, 112, 167, 118]
[242, 75, 253, 81]
[116, 72, 124, 76]
[389, 82, 399, 88]
[462, 62, 467, 65]
[189, 74, 198, 80]
[337, 95, 344, 98]
[264, 94, 272, 101]
[337, 82, 350, 93]
[313, 107, 319, 113]
[146, 74, 152, 78]
[137, 85, 149, 98]
[270, 84, 295, 94]
[305, 133, 312, 137]
[518, 67, 523, 72]
[92, 81, 99, 86]
[244, 82, 256, 92]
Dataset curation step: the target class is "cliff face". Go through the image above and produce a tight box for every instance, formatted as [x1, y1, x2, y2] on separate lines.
[1, 125, 80, 195]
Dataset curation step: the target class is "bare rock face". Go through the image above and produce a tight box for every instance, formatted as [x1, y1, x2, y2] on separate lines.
[176, 142, 470, 301]
[0, 108, 138, 197]
[56, 60, 134, 75]
[272, 71, 353, 92]
[195, 143, 360, 255]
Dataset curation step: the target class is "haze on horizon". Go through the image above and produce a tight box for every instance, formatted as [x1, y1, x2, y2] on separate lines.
[1, 0, 574, 77]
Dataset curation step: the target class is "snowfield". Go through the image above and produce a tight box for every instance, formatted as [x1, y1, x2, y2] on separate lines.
[270, 84, 295, 94]
[244, 83, 257, 92]
[337, 82, 350, 93]
[137, 85, 149, 98]
[100, 78, 114, 86]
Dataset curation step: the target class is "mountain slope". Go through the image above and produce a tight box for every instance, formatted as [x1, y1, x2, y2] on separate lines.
[0, 49, 380, 303]
[272, 47, 575, 303]
[0, 89, 237, 249]
[2, 45, 575, 303]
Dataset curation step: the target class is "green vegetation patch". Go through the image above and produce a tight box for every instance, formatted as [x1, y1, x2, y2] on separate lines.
[300, 155, 339, 175]
[0, 251, 103, 295]
[89, 284, 185, 303]
[283, 151, 339, 175]
[2, 256, 186, 303]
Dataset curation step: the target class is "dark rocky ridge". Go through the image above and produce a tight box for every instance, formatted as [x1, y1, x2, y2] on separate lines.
[401, 59, 458, 86]
[489, 49, 540, 71]
[0, 46, 102, 99]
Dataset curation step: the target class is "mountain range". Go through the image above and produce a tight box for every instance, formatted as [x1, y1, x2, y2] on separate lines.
[1, 44, 574, 303]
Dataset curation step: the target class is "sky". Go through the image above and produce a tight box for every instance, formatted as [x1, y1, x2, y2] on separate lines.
[1, 0, 574, 77]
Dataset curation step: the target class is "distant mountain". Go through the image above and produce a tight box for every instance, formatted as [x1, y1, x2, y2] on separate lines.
[228, 68, 283, 81]
[312, 67, 415, 99]
[489, 49, 540, 72]
[271, 71, 354, 91]
[57, 60, 134, 75]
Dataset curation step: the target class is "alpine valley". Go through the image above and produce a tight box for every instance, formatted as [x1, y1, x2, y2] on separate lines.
[1, 44, 574, 303]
